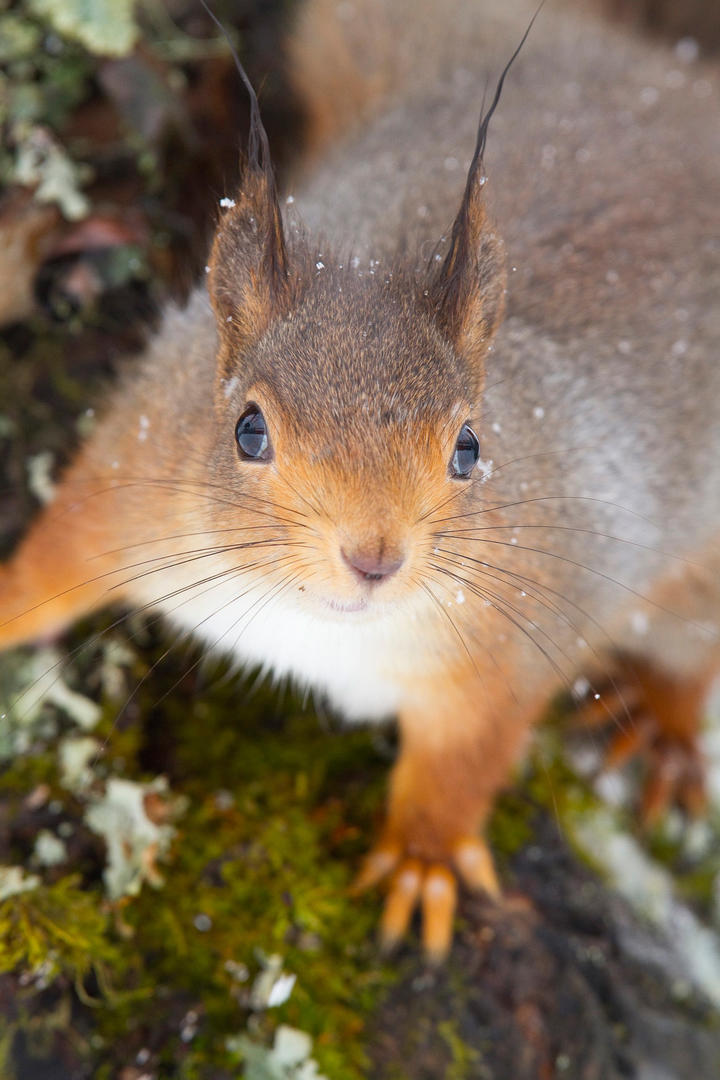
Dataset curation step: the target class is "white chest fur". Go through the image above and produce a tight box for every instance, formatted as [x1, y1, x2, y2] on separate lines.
[147, 572, 410, 721]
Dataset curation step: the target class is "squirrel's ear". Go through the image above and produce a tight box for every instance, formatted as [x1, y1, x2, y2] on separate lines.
[207, 170, 290, 352]
[428, 174, 506, 363]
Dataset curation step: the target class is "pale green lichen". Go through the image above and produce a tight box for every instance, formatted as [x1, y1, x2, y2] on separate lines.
[32, 829, 68, 867]
[13, 125, 92, 220]
[84, 775, 183, 898]
[229, 1024, 330, 1080]
[28, 0, 139, 58]
[58, 733, 102, 792]
[0, 866, 40, 902]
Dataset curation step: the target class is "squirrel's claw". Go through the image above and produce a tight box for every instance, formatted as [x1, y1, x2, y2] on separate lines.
[453, 837, 501, 898]
[379, 858, 424, 953]
[355, 836, 499, 962]
[641, 739, 707, 825]
[350, 843, 401, 894]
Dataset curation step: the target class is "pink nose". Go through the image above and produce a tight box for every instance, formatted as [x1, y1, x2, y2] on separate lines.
[341, 545, 404, 584]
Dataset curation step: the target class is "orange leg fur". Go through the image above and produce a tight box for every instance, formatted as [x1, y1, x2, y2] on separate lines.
[354, 667, 540, 961]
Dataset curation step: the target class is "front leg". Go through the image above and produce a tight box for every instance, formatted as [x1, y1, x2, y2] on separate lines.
[356, 669, 541, 961]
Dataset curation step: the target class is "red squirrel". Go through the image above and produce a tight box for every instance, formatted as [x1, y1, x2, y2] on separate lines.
[1, 0, 719, 959]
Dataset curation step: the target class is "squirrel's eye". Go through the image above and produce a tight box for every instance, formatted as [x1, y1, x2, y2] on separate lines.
[450, 423, 480, 478]
[235, 405, 271, 461]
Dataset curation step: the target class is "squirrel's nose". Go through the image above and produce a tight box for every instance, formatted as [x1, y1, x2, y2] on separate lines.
[341, 544, 404, 584]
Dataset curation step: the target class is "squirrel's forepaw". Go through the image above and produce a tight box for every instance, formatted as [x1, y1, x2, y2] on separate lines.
[352, 835, 500, 963]
[576, 671, 707, 825]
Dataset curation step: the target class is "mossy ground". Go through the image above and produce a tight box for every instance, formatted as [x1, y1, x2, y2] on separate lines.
[0, 624, 403, 1078]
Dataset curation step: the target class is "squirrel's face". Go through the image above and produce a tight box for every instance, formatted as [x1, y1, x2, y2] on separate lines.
[204, 168, 505, 619]
[209, 276, 487, 619]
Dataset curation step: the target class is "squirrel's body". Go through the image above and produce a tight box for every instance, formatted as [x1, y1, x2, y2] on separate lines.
[2, 0, 720, 954]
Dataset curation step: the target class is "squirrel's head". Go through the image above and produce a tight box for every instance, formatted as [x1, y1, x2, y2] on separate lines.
[200, 28, 510, 621]
[204, 156, 505, 619]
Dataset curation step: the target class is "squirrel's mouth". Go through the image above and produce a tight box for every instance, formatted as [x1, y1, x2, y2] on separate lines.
[321, 596, 369, 614]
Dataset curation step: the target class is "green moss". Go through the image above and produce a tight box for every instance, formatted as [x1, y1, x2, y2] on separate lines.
[0, 874, 120, 986]
[0, 638, 396, 1078]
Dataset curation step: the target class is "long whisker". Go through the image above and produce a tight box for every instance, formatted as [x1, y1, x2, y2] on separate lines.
[429, 494, 661, 529]
[104, 561, 301, 733]
[7, 551, 298, 715]
[431, 550, 631, 727]
[149, 566, 308, 714]
[435, 536, 719, 640]
[429, 561, 574, 692]
[434, 549, 628, 695]
[0, 537, 302, 631]
[440, 522, 703, 570]
[90, 521, 319, 560]
[56, 469, 311, 522]
[415, 577, 494, 697]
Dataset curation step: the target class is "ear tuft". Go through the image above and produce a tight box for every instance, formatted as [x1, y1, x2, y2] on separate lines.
[428, 5, 541, 363]
[207, 169, 290, 354]
[428, 180, 507, 363]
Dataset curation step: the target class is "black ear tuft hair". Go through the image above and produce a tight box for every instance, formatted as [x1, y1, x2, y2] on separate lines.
[430, 2, 544, 362]
[201, 0, 288, 290]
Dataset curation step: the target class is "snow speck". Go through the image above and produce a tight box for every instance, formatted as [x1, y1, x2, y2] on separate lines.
[194, 913, 212, 932]
[443, 156, 459, 171]
[249, 954, 298, 1010]
[532, 405, 545, 419]
[541, 144, 556, 168]
[617, 339, 632, 355]
[286, 194, 295, 204]
[137, 414, 150, 442]
[572, 676, 591, 700]
[675, 37, 699, 64]
[640, 86, 659, 106]
[416, 205, 428, 218]
[455, 590, 465, 604]
[631, 610, 649, 635]
[204, 264, 210, 274]
[672, 339, 688, 357]
[606, 269, 619, 285]
[267, 972, 297, 1007]
[476, 456, 493, 481]
[315, 260, 325, 270]
[664, 69, 686, 89]
[219, 196, 236, 208]
[27, 451, 57, 506]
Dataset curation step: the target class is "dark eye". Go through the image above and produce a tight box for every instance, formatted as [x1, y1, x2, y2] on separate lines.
[235, 405, 271, 461]
[450, 423, 480, 478]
